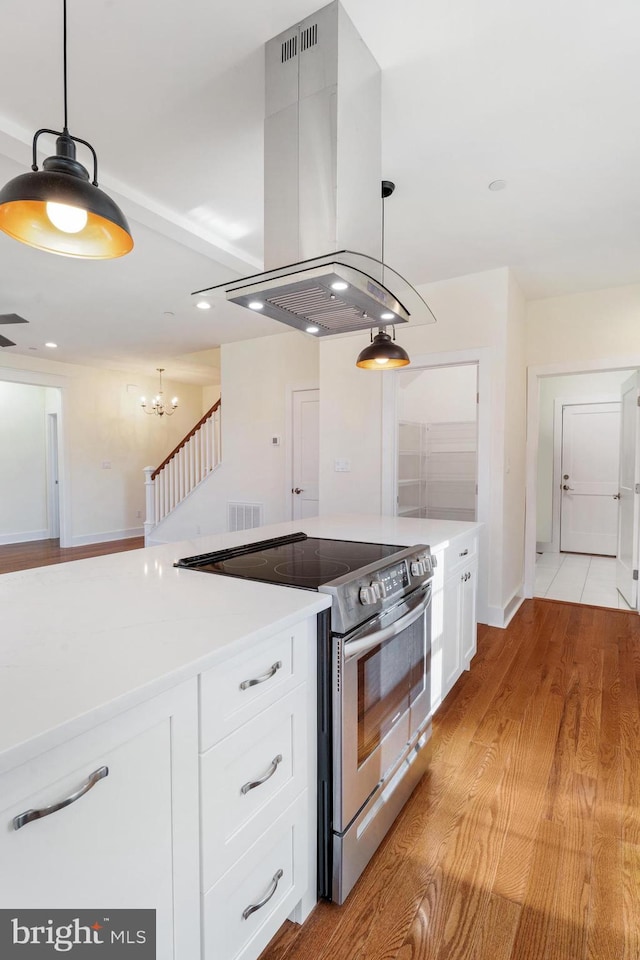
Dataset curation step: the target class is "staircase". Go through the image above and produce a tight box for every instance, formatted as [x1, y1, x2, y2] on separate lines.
[143, 399, 221, 543]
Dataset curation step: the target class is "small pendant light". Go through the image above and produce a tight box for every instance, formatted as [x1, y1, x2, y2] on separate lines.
[356, 326, 410, 369]
[356, 180, 410, 370]
[0, 0, 133, 259]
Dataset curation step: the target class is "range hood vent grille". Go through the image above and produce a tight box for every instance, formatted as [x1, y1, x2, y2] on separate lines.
[267, 285, 380, 333]
[281, 34, 298, 62]
[301, 23, 318, 51]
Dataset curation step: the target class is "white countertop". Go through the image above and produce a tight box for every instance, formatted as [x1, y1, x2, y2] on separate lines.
[0, 514, 479, 772]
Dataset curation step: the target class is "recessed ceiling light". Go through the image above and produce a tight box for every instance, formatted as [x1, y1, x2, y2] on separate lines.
[380, 312, 394, 321]
[331, 281, 348, 291]
[45, 342, 57, 348]
[248, 301, 264, 310]
[306, 326, 319, 333]
[163, 311, 175, 318]
[488, 179, 507, 191]
[196, 301, 211, 310]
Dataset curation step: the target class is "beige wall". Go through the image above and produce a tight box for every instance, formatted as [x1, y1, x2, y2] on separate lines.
[0, 356, 206, 545]
[526, 282, 640, 366]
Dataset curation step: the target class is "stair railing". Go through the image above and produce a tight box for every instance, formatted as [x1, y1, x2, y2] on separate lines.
[143, 399, 221, 542]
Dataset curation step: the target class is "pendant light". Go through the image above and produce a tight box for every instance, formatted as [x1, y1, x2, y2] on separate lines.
[356, 181, 410, 370]
[356, 327, 410, 369]
[0, 0, 133, 259]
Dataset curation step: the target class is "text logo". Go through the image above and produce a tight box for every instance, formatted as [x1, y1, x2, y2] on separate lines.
[0, 910, 155, 957]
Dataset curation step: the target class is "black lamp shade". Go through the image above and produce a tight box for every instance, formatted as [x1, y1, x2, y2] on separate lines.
[356, 330, 410, 369]
[0, 160, 133, 259]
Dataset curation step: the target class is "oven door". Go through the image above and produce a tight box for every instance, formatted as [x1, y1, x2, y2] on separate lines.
[333, 582, 431, 832]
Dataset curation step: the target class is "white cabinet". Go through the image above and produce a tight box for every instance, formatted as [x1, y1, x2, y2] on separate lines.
[0, 680, 200, 960]
[431, 532, 479, 712]
[199, 619, 316, 960]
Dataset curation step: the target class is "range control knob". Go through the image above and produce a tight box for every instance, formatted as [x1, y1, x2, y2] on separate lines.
[371, 579, 386, 600]
[359, 585, 379, 605]
[410, 557, 431, 577]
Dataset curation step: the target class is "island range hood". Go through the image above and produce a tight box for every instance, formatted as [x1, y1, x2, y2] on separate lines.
[193, 1, 436, 339]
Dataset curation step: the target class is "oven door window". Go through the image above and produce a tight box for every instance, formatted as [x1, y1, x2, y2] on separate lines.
[357, 617, 424, 767]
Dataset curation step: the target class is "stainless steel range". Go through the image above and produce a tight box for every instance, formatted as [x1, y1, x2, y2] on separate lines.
[175, 532, 434, 904]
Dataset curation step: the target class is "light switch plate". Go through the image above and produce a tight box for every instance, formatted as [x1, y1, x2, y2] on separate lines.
[334, 458, 351, 472]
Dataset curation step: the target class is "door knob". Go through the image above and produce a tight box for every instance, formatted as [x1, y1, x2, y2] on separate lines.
[613, 493, 621, 500]
[292, 487, 304, 494]
[562, 484, 574, 491]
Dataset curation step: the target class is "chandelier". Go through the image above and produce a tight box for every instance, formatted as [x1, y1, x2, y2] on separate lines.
[140, 369, 178, 417]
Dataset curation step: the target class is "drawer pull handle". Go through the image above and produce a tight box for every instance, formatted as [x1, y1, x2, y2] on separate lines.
[12, 765, 109, 831]
[242, 869, 284, 920]
[240, 660, 282, 691]
[241, 754, 283, 795]
[459, 548, 469, 556]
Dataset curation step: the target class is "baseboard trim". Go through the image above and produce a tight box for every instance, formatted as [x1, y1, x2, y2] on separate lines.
[0, 529, 49, 545]
[485, 587, 525, 629]
[68, 527, 144, 547]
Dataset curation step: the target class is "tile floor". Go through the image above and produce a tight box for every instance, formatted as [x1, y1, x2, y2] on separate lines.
[535, 552, 634, 610]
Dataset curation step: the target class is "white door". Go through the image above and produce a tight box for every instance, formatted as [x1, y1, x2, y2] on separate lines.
[47, 412, 60, 538]
[616, 373, 640, 607]
[560, 402, 620, 555]
[291, 389, 319, 521]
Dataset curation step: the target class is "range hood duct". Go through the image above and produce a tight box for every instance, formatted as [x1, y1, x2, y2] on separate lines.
[193, 1, 436, 335]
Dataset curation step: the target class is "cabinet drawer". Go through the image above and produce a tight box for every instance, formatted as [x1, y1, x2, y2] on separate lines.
[445, 532, 478, 578]
[202, 792, 308, 960]
[201, 685, 307, 890]
[200, 621, 310, 750]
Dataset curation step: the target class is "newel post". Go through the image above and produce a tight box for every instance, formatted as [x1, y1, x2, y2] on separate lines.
[143, 466, 155, 545]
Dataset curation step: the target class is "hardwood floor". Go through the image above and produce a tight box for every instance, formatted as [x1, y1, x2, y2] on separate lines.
[0, 536, 145, 575]
[260, 598, 640, 960]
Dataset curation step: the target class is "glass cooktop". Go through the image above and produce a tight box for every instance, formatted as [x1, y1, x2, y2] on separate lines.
[175, 532, 405, 590]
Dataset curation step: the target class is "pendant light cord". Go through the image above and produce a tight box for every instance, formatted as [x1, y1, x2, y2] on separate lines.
[63, 0, 68, 131]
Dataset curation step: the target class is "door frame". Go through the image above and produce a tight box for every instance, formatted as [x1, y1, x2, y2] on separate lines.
[381, 347, 491, 625]
[549, 394, 620, 554]
[284, 380, 319, 521]
[524, 356, 640, 605]
[0, 365, 68, 546]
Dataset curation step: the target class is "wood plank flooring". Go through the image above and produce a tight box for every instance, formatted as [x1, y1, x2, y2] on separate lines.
[0, 536, 145, 575]
[260, 599, 640, 960]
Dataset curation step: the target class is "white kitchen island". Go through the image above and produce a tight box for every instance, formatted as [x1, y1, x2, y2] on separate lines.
[0, 514, 479, 960]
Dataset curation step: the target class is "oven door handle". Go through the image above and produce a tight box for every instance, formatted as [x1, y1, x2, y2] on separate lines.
[343, 585, 431, 661]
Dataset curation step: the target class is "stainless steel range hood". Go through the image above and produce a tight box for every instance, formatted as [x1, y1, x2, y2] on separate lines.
[193, 1, 436, 334]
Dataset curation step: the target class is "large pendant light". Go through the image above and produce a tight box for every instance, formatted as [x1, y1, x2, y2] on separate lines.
[0, 0, 133, 259]
[356, 181, 410, 370]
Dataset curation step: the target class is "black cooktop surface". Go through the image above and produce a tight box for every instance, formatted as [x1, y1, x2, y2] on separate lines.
[175, 533, 405, 590]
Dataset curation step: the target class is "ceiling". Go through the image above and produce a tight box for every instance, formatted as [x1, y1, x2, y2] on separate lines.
[1, 0, 639, 383]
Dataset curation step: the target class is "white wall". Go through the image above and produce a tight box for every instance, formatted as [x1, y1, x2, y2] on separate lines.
[0, 357, 207, 546]
[319, 267, 526, 625]
[397, 364, 477, 423]
[502, 272, 527, 610]
[0, 381, 48, 542]
[153, 332, 319, 541]
[536, 370, 633, 543]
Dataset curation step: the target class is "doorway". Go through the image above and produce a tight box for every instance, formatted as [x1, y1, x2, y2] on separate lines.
[525, 364, 639, 610]
[394, 364, 478, 522]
